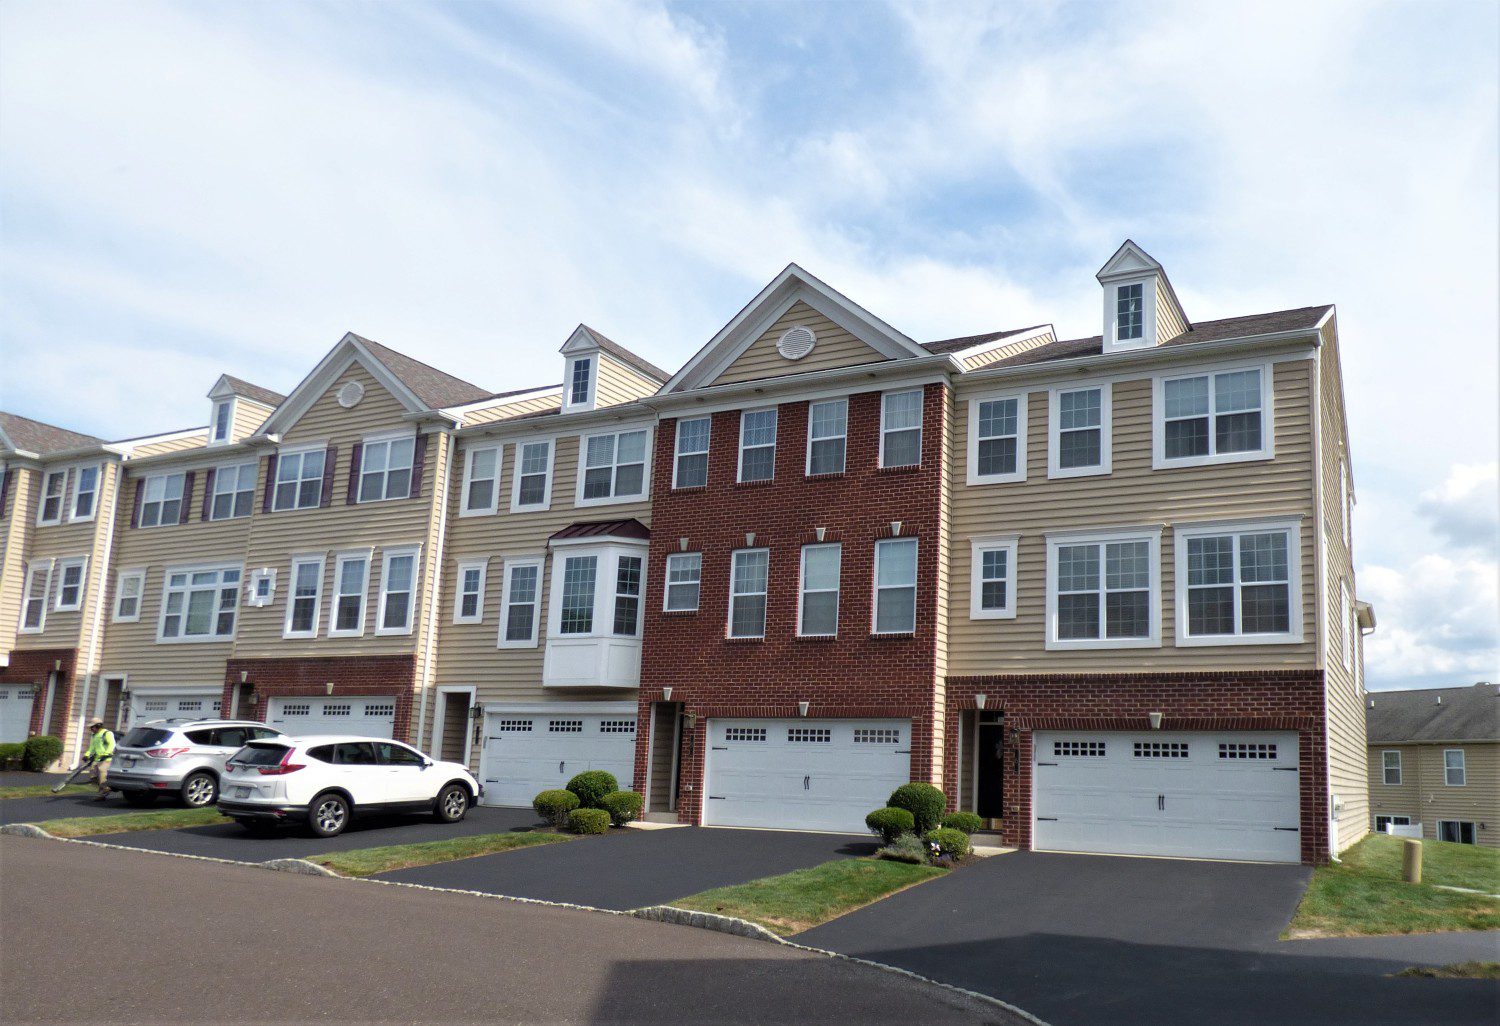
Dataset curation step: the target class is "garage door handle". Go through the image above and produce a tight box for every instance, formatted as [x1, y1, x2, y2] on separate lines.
[559, 761, 564, 774]
[1273, 767, 1298, 771]
[1274, 827, 1300, 832]
[711, 746, 727, 751]
[1158, 794, 1164, 811]
[803, 775, 810, 790]
[1036, 761, 1058, 767]
[708, 795, 725, 800]
[1036, 817, 1058, 822]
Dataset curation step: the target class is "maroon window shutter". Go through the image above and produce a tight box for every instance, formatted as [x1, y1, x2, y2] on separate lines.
[200, 467, 217, 521]
[0, 468, 11, 518]
[346, 443, 364, 505]
[409, 435, 429, 499]
[130, 480, 144, 527]
[262, 454, 278, 514]
[319, 445, 338, 508]
[179, 471, 195, 525]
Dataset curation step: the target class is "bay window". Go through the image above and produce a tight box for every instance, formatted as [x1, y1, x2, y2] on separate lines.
[1046, 528, 1160, 649]
[542, 540, 650, 686]
[613, 556, 643, 636]
[558, 555, 597, 634]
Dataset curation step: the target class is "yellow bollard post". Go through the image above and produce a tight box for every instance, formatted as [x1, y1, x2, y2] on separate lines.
[1402, 837, 1422, 884]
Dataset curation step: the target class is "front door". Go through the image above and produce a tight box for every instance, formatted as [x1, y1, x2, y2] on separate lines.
[976, 717, 1006, 820]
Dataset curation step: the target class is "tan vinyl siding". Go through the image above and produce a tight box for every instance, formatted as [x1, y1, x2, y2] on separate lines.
[712, 302, 888, 386]
[14, 464, 113, 653]
[930, 385, 953, 781]
[595, 354, 661, 408]
[1155, 279, 1187, 344]
[944, 359, 1318, 674]
[463, 394, 561, 427]
[0, 468, 36, 651]
[959, 331, 1058, 371]
[1367, 743, 1498, 848]
[131, 434, 209, 458]
[231, 399, 275, 442]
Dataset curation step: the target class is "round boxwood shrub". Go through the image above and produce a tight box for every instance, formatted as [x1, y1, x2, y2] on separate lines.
[865, 806, 916, 845]
[599, 790, 644, 827]
[940, 812, 984, 836]
[925, 826, 973, 860]
[568, 807, 611, 835]
[887, 782, 946, 835]
[565, 770, 619, 809]
[23, 735, 63, 773]
[0, 742, 25, 770]
[533, 789, 580, 828]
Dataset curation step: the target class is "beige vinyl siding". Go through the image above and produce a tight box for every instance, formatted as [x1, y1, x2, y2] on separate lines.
[130, 433, 209, 458]
[0, 468, 36, 652]
[231, 399, 275, 442]
[959, 331, 1058, 371]
[14, 464, 114, 652]
[595, 354, 662, 408]
[929, 385, 953, 781]
[1367, 743, 1499, 849]
[944, 359, 1318, 674]
[1155, 280, 1187, 344]
[463, 394, 561, 427]
[712, 302, 888, 386]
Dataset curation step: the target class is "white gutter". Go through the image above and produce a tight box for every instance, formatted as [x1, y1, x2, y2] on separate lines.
[70, 464, 121, 764]
[414, 430, 456, 751]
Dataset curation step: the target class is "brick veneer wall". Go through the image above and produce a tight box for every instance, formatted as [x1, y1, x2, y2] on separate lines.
[223, 654, 417, 743]
[0, 648, 77, 745]
[944, 670, 1330, 864]
[635, 383, 949, 824]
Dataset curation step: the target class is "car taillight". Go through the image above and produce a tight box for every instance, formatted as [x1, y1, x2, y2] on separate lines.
[256, 763, 305, 776]
[144, 747, 190, 759]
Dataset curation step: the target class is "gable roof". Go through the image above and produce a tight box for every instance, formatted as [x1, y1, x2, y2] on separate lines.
[574, 326, 671, 384]
[218, 375, 286, 408]
[0, 411, 106, 457]
[349, 334, 494, 409]
[1366, 683, 1498, 744]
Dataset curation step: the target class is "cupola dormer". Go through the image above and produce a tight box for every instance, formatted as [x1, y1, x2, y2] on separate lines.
[1096, 240, 1189, 354]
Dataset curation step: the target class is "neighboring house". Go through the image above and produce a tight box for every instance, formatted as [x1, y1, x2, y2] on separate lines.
[0, 239, 1371, 864]
[1367, 682, 1498, 847]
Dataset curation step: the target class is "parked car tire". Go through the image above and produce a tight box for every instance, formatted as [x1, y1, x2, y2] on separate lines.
[122, 791, 157, 808]
[308, 792, 351, 838]
[433, 783, 470, 823]
[181, 771, 218, 808]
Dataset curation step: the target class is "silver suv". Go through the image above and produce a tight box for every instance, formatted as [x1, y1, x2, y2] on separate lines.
[110, 720, 287, 808]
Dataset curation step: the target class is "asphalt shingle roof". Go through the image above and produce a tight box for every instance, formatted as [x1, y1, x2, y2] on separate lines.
[579, 326, 671, 384]
[920, 325, 1052, 355]
[0, 411, 105, 456]
[349, 334, 495, 409]
[220, 375, 287, 408]
[1366, 682, 1499, 744]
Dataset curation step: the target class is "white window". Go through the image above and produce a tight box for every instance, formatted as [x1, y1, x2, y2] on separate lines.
[1382, 750, 1402, 786]
[1438, 820, 1476, 844]
[664, 552, 701, 612]
[246, 567, 277, 607]
[967, 393, 1027, 484]
[874, 537, 918, 634]
[970, 535, 1019, 619]
[454, 558, 487, 624]
[728, 549, 769, 638]
[329, 552, 369, 637]
[70, 465, 100, 521]
[673, 418, 711, 489]
[210, 399, 233, 445]
[53, 556, 88, 611]
[1374, 814, 1411, 833]
[880, 390, 923, 468]
[1175, 520, 1301, 645]
[511, 440, 554, 512]
[566, 355, 594, 410]
[376, 547, 419, 635]
[1340, 580, 1355, 669]
[138, 473, 186, 528]
[807, 399, 848, 476]
[798, 543, 841, 637]
[579, 430, 648, 504]
[1046, 528, 1160, 650]
[613, 555, 643, 636]
[1049, 385, 1110, 478]
[20, 560, 53, 632]
[498, 558, 542, 647]
[557, 555, 597, 634]
[38, 470, 66, 525]
[359, 435, 415, 503]
[113, 569, 146, 622]
[1155, 365, 1271, 467]
[1444, 749, 1466, 787]
[209, 463, 257, 520]
[158, 564, 241, 642]
[461, 445, 501, 516]
[1116, 283, 1145, 341]
[272, 447, 325, 511]
[284, 555, 325, 638]
[738, 409, 777, 483]
[1340, 460, 1351, 547]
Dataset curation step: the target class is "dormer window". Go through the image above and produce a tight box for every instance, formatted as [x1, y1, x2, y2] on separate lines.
[567, 356, 595, 410]
[210, 399, 233, 445]
[1116, 284, 1144, 341]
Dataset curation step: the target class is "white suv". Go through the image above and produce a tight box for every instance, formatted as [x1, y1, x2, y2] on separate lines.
[217, 736, 481, 837]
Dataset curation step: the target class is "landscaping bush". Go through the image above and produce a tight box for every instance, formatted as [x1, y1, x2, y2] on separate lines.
[876, 833, 929, 865]
[23, 735, 63, 772]
[865, 806, 916, 845]
[565, 770, 619, 809]
[887, 782, 946, 835]
[567, 808, 611, 835]
[925, 827, 973, 860]
[533, 789, 580, 828]
[599, 790, 644, 827]
[940, 812, 984, 836]
[0, 742, 25, 770]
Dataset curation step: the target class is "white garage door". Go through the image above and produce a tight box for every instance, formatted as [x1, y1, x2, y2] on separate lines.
[267, 697, 396, 739]
[0, 687, 35, 743]
[1033, 730, 1302, 863]
[130, 692, 222, 726]
[705, 719, 911, 833]
[479, 710, 637, 807]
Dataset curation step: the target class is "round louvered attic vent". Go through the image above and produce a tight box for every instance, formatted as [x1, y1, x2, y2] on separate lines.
[337, 380, 365, 408]
[776, 326, 816, 361]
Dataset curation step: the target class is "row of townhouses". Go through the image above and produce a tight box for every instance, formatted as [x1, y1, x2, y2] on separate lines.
[0, 242, 1373, 864]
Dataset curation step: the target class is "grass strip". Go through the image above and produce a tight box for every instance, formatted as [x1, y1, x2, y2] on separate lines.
[309, 830, 571, 877]
[36, 806, 223, 838]
[1286, 835, 1499, 938]
[1395, 961, 1499, 980]
[668, 857, 947, 936]
[0, 783, 91, 800]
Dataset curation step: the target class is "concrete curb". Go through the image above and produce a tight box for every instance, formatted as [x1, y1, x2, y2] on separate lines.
[1, 823, 56, 839]
[632, 905, 783, 942]
[263, 857, 341, 877]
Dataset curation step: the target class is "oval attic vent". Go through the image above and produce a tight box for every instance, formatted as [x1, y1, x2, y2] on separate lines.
[337, 380, 365, 408]
[776, 326, 816, 361]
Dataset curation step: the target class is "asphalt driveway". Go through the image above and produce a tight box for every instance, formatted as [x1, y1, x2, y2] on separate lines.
[798, 851, 1499, 1026]
[1, 790, 130, 824]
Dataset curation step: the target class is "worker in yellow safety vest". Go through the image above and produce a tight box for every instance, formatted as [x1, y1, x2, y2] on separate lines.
[83, 718, 115, 801]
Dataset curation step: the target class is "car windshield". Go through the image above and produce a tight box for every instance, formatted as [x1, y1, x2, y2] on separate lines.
[233, 744, 290, 766]
[121, 728, 173, 748]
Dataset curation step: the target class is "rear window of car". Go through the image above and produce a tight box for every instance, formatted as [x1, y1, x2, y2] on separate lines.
[234, 744, 290, 766]
[122, 728, 173, 747]
[307, 745, 335, 764]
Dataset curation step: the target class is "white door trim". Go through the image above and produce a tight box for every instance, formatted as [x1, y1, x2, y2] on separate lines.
[430, 685, 477, 764]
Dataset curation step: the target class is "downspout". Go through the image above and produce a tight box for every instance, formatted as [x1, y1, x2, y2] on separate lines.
[415, 429, 455, 751]
[72, 461, 120, 764]
[1310, 347, 1337, 861]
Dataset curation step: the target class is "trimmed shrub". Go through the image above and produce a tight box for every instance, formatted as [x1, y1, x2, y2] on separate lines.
[23, 735, 63, 773]
[925, 827, 973, 860]
[599, 790, 644, 827]
[533, 789, 580, 828]
[0, 742, 25, 770]
[940, 812, 984, 836]
[568, 808, 611, 835]
[876, 833, 928, 865]
[865, 806, 916, 845]
[887, 782, 946, 835]
[565, 770, 619, 809]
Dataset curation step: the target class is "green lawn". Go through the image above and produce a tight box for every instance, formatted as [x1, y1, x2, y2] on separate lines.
[1286, 835, 1500, 938]
[35, 806, 222, 838]
[0, 783, 91, 800]
[1396, 962, 1500, 980]
[668, 857, 947, 936]
[308, 831, 571, 877]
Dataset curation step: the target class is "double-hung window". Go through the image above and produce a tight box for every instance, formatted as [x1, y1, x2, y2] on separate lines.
[1176, 520, 1300, 645]
[20, 560, 53, 632]
[159, 564, 240, 641]
[1340, 580, 1356, 669]
[1156, 365, 1269, 466]
[498, 559, 541, 647]
[738, 410, 777, 483]
[1116, 283, 1144, 341]
[71, 465, 99, 521]
[139, 473, 186, 527]
[613, 556, 643, 636]
[580, 430, 648, 503]
[54, 557, 87, 611]
[567, 356, 594, 409]
[1381, 750, 1402, 785]
[1050, 385, 1110, 477]
[329, 552, 369, 637]
[359, 436, 415, 503]
[462, 445, 501, 515]
[1444, 749, 1466, 787]
[798, 543, 841, 636]
[454, 558, 487, 624]
[210, 463, 257, 520]
[512, 440, 553, 511]
[273, 448, 325, 511]
[664, 552, 701, 612]
[1046, 529, 1159, 649]
[210, 399, 233, 445]
[558, 555, 598, 635]
[968, 394, 1026, 484]
[880, 390, 923, 468]
[728, 549, 769, 638]
[873, 538, 918, 634]
[284, 556, 325, 638]
[376, 547, 419, 635]
[806, 399, 847, 475]
[113, 568, 146, 622]
[38, 470, 66, 525]
[970, 535, 1019, 619]
[673, 418, 711, 489]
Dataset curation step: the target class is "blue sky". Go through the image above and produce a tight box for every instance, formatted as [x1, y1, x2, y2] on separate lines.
[2, 0, 1496, 689]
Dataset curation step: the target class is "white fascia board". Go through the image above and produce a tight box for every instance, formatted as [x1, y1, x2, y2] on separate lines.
[440, 385, 563, 421]
[646, 354, 959, 419]
[950, 324, 1056, 361]
[1096, 239, 1164, 281]
[454, 402, 655, 444]
[560, 325, 602, 356]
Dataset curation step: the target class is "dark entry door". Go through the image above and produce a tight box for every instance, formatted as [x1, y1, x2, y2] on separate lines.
[976, 718, 1006, 819]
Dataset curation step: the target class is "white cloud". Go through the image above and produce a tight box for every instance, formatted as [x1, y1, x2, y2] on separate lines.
[1362, 554, 1498, 688]
[1417, 463, 1499, 553]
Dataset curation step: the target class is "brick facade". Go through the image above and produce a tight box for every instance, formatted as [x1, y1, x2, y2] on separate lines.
[223, 654, 417, 743]
[0, 647, 78, 746]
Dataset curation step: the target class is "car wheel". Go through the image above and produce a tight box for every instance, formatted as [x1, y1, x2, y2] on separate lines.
[308, 792, 351, 838]
[433, 784, 469, 823]
[123, 791, 157, 808]
[181, 771, 218, 808]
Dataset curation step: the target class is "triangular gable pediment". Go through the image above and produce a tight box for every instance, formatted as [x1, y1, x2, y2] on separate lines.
[253, 333, 429, 439]
[560, 325, 600, 356]
[1097, 239, 1162, 281]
